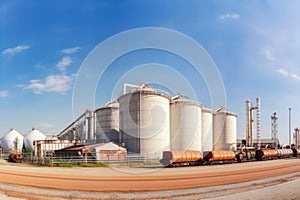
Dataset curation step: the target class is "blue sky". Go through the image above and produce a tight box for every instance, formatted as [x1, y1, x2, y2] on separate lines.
[1, 1, 300, 145]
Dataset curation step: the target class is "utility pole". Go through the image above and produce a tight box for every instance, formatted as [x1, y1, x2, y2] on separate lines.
[289, 108, 291, 146]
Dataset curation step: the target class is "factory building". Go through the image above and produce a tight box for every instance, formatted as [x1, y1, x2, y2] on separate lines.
[55, 142, 127, 162]
[236, 138, 280, 149]
[33, 139, 85, 157]
[56, 83, 238, 160]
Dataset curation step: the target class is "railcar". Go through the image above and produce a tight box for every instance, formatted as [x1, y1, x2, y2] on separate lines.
[160, 150, 202, 167]
[9, 153, 23, 163]
[203, 151, 236, 164]
[277, 149, 293, 158]
[255, 149, 278, 161]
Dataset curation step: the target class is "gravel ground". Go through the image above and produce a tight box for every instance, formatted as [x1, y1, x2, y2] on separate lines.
[0, 158, 299, 199]
[205, 178, 300, 200]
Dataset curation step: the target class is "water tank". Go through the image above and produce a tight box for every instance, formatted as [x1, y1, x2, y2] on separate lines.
[95, 101, 119, 143]
[119, 84, 170, 159]
[1, 128, 23, 152]
[24, 128, 47, 151]
[201, 107, 214, 151]
[213, 107, 237, 151]
[170, 95, 202, 151]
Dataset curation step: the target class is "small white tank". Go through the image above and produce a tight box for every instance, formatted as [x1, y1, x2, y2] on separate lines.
[170, 95, 202, 151]
[24, 128, 47, 151]
[201, 107, 214, 151]
[213, 107, 237, 151]
[1, 128, 23, 152]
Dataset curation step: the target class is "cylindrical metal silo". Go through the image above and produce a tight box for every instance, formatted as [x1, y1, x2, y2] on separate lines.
[170, 95, 202, 151]
[213, 107, 237, 151]
[119, 84, 170, 159]
[1, 128, 23, 153]
[201, 107, 214, 152]
[95, 101, 119, 143]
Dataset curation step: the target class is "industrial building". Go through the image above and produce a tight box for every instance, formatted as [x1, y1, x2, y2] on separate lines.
[236, 139, 280, 149]
[33, 139, 85, 157]
[55, 142, 127, 162]
[56, 83, 237, 160]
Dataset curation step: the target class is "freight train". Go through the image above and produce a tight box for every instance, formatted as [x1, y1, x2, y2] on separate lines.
[160, 148, 300, 167]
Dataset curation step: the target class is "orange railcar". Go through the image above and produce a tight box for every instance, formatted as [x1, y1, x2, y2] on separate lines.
[256, 149, 278, 161]
[203, 151, 236, 163]
[160, 150, 202, 166]
[9, 153, 23, 163]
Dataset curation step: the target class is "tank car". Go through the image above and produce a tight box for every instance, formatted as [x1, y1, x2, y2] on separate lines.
[255, 149, 278, 161]
[277, 149, 293, 159]
[203, 151, 236, 164]
[160, 150, 202, 167]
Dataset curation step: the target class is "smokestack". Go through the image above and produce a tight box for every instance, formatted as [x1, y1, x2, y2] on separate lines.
[246, 100, 252, 147]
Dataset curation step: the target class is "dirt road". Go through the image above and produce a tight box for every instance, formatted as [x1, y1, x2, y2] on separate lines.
[0, 159, 299, 192]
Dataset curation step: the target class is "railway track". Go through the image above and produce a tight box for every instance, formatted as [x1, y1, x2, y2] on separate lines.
[0, 160, 299, 192]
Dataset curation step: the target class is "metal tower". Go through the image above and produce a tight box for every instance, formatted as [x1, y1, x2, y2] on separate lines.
[256, 97, 261, 150]
[245, 97, 261, 149]
[271, 112, 278, 148]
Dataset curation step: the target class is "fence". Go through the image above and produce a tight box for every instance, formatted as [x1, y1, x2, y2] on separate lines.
[22, 154, 161, 167]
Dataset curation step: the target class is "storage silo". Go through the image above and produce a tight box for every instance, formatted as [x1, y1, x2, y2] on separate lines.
[170, 95, 202, 151]
[201, 107, 214, 152]
[213, 107, 237, 151]
[24, 128, 47, 151]
[1, 128, 23, 152]
[119, 84, 170, 159]
[95, 101, 119, 143]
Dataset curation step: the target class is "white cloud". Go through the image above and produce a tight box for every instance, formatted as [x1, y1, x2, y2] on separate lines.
[290, 73, 300, 80]
[277, 68, 300, 80]
[262, 48, 275, 61]
[60, 47, 80, 54]
[56, 56, 73, 71]
[0, 90, 8, 97]
[24, 74, 75, 94]
[39, 122, 54, 128]
[219, 13, 240, 20]
[2, 45, 30, 55]
[277, 68, 289, 76]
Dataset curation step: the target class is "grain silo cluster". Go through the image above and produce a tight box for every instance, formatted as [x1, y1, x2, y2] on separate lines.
[0, 128, 46, 153]
[57, 83, 237, 159]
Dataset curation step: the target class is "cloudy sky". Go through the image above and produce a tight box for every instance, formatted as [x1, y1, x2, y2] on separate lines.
[1, 1, 300, 145]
